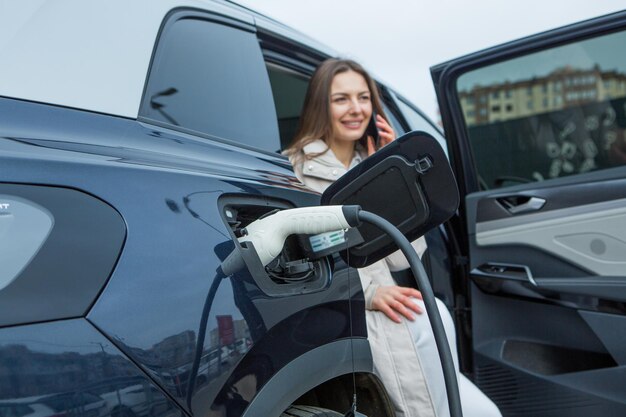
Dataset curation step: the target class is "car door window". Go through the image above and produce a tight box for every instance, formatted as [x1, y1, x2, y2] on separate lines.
[266, 63, 310, 150]
[456, 30, 626, 189]
[141, 13, 280, 153]
[392, 92, 448, 155]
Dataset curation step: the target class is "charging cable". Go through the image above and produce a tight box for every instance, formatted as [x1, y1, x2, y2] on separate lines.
[357, 210, 462, 417]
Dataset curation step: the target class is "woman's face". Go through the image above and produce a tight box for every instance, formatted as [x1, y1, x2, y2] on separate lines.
[329, 70, 372, 144]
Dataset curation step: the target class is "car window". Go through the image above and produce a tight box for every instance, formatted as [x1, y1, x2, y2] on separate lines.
[392, 93, 448, 156]
[141, 14, 280, 153]
[456, 30, 626, 189]
[266, 64, 310, 150]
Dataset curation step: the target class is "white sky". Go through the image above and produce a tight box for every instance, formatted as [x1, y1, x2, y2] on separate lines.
[236, 0, 625, 122]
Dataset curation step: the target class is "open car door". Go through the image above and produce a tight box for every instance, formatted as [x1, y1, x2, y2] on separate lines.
[432, 11, 626, 417]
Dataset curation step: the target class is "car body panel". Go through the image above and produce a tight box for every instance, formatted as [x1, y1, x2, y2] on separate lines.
[0, 319, 179, 417]
[0, 91, 367, 414]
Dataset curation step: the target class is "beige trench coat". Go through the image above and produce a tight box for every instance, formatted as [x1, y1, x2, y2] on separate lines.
[289, 140, 438, 417]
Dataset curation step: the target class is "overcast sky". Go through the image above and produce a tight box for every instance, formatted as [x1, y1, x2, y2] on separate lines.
[237, 0, 624, 122]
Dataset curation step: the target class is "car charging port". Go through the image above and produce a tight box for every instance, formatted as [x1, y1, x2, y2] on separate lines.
[264, 234, 320, 283]
[218, 196, 333, 296]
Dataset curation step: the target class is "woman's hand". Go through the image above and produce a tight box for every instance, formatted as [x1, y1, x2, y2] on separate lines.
[371, 285, 423, 323]
[367, 114, 396, 156]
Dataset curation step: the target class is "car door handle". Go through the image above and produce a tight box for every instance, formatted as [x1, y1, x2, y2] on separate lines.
[472, 262, 537, 285]
[497, 196, 546, 214]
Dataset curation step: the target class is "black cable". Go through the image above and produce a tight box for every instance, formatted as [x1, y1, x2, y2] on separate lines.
[186, 266, 227, 410]
[358, 210, 463, 417]
[345, 249, 358, 417]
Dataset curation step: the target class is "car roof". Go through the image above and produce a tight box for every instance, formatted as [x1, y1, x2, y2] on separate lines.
[0, 0, 336, 118]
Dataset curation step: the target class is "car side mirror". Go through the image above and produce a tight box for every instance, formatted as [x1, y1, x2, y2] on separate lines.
[321, 131, 459, 268]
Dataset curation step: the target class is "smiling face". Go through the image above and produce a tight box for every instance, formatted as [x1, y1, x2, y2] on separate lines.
[329, 70, 372, 145]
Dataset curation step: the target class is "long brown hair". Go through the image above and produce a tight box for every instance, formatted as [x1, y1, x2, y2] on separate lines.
[285, 58, 388, 162]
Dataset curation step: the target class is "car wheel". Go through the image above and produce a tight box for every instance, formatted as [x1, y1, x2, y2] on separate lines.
[280, 405, 342, 416]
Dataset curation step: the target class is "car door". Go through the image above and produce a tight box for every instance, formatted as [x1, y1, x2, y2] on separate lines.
[432, 11, 626, 417]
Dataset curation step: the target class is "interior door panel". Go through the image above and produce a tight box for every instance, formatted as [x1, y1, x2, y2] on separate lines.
[475, 197, 626, 276]
[471, 287, 622, 416]
[468, 172, 626, 416]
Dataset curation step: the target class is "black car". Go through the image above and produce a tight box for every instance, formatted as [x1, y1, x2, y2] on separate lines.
[1, 1, 625, 416]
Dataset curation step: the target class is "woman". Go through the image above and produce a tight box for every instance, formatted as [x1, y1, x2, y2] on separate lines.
[285, 58, 501, 417]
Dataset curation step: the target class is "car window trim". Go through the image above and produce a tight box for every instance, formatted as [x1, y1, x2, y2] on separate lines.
[257, 28, 329, 70]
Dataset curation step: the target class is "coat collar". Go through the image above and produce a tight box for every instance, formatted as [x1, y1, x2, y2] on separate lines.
[300, 139, 365, 181]
[301, 139, 365, 168]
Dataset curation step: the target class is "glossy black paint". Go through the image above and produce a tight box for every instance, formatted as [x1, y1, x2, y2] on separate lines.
[0, 97, 367, 416]
[0, 319, 182, 417]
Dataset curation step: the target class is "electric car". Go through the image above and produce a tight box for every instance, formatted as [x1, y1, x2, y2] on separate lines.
[0, 1, 625, 416]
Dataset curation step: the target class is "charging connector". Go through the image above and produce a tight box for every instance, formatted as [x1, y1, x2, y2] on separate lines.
[221, 205, 360, 275]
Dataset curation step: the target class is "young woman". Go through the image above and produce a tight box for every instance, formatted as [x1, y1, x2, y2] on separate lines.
[285, 58, 501, 417]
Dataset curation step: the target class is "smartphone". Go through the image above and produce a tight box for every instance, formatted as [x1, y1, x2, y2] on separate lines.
[366, 110, 380, 149]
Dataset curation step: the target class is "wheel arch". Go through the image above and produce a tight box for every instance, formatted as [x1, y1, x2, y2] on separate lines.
[243, 338, 393, 416]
